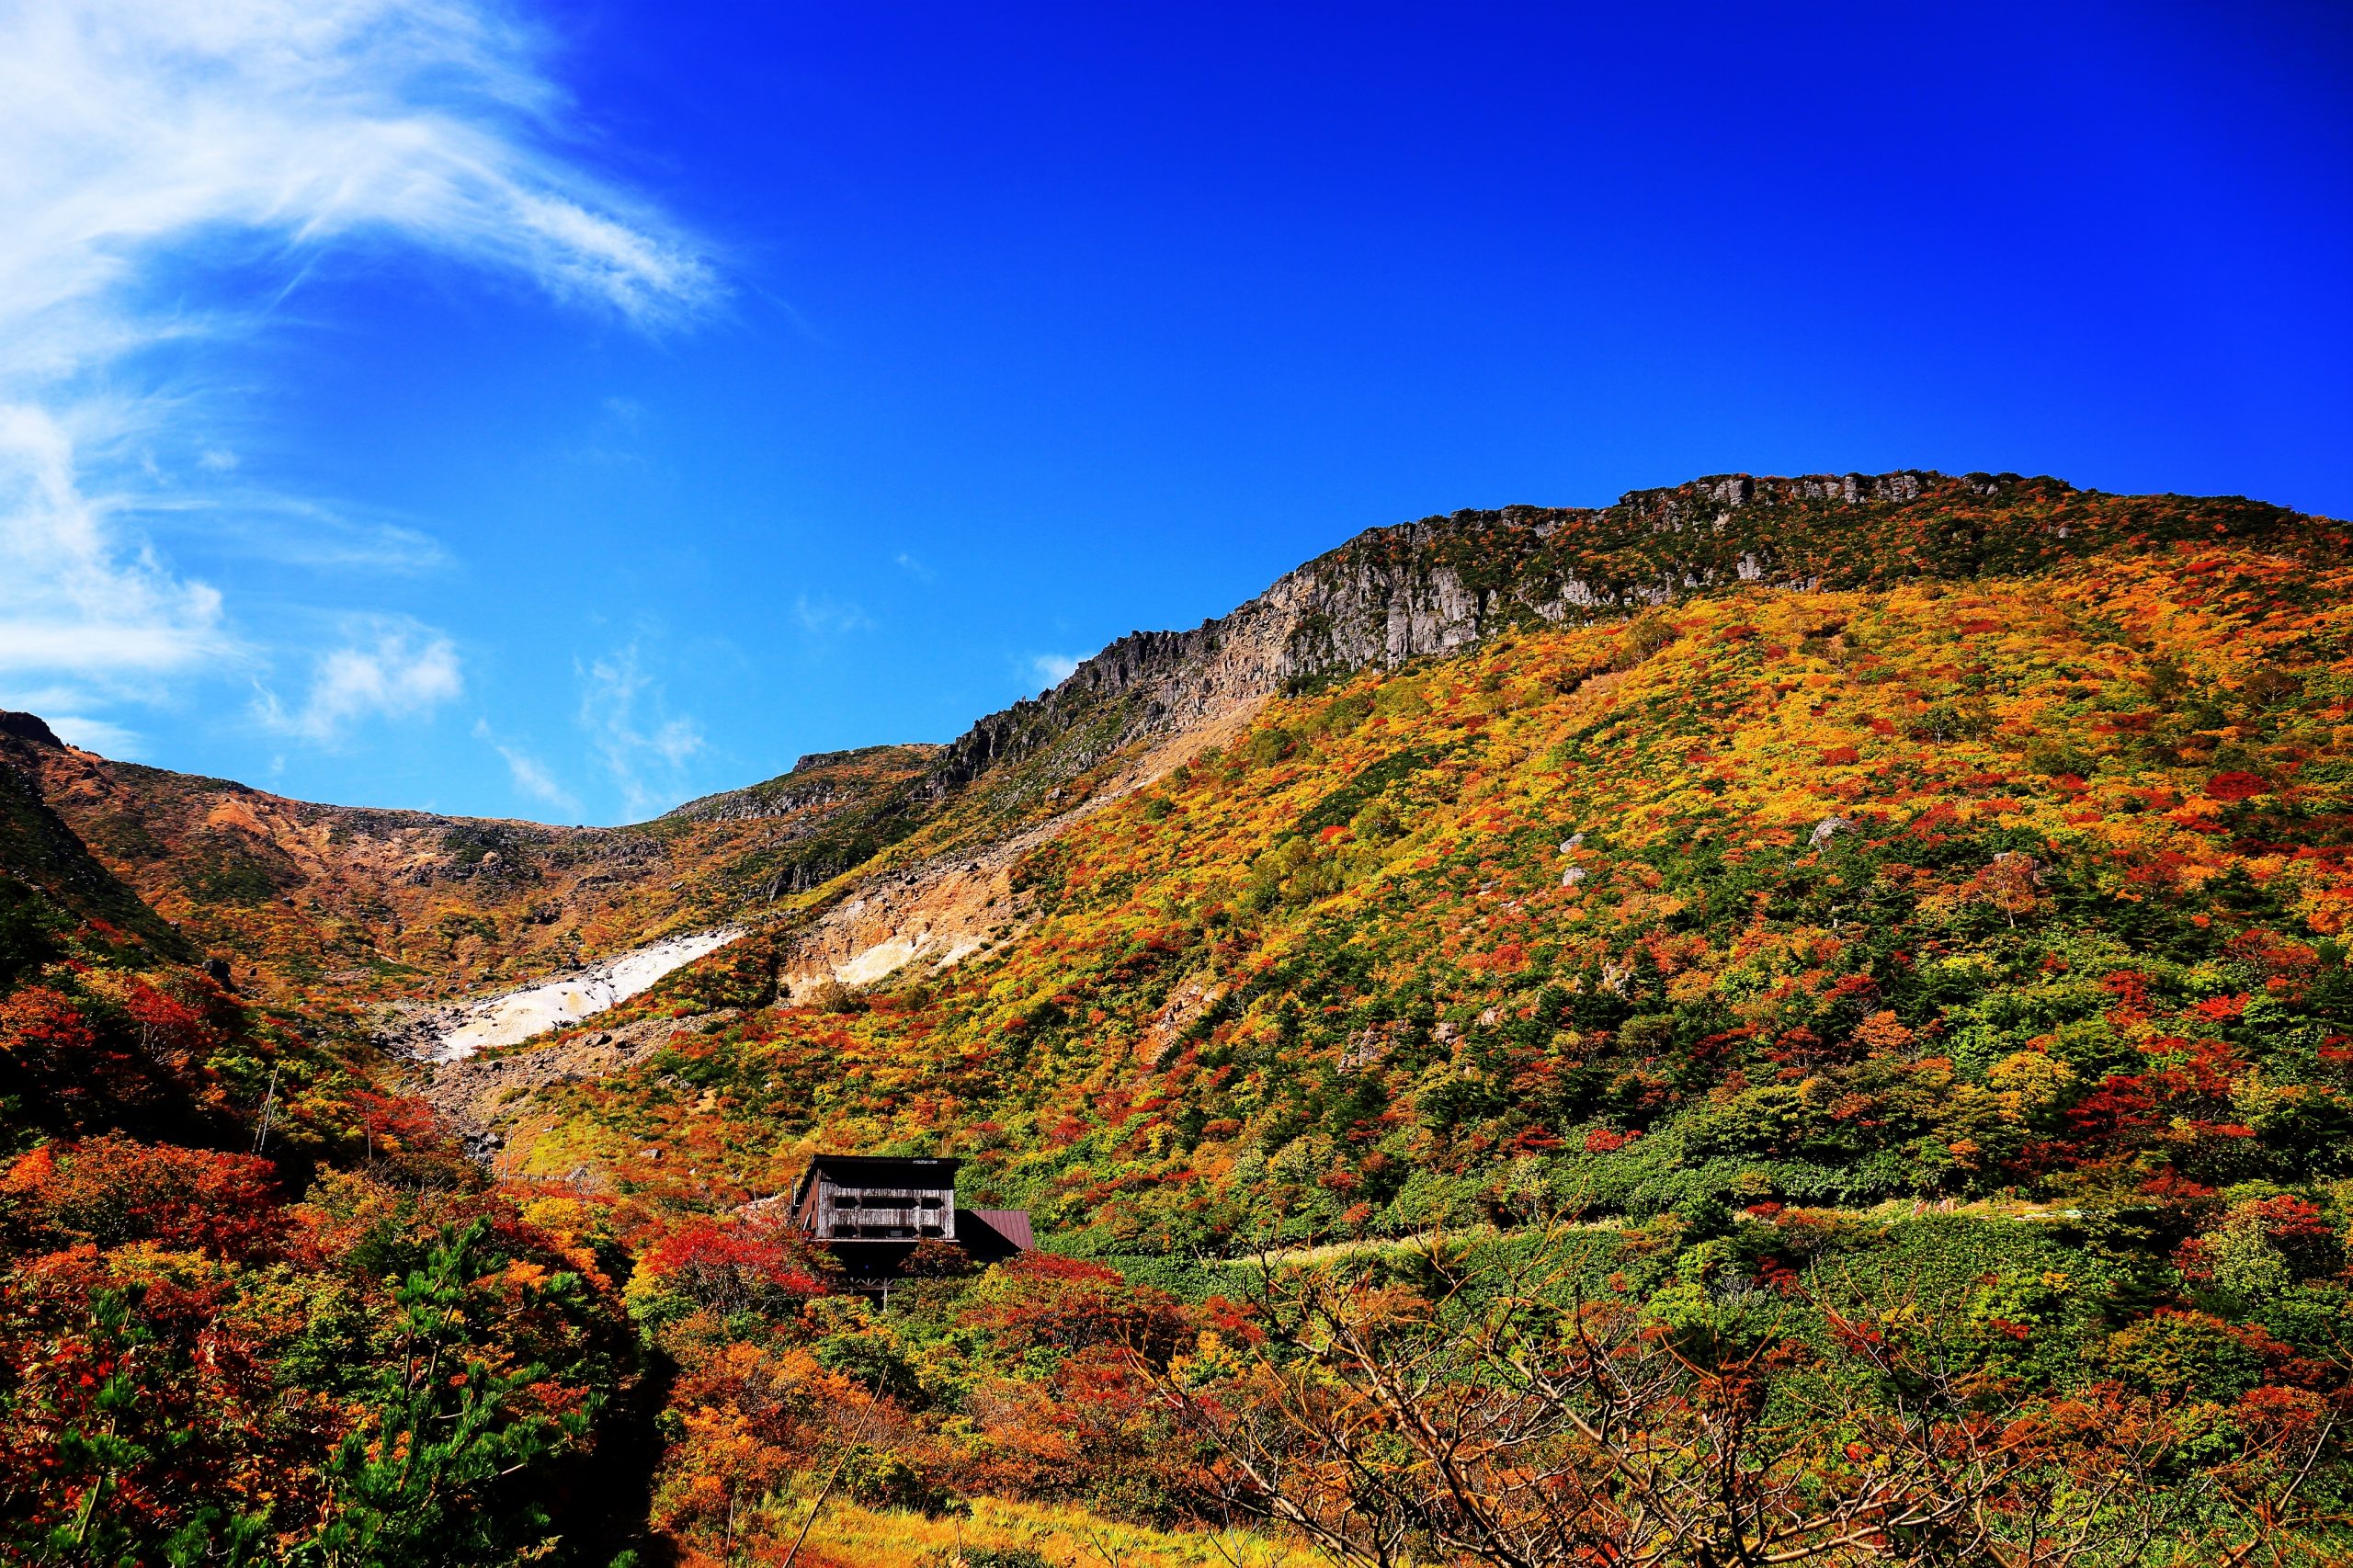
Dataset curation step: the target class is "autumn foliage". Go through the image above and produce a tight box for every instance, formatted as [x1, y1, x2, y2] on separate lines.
[11, 476, 2353, 1561]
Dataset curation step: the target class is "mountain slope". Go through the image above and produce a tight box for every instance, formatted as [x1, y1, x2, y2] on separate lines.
[438, 477, 2353, 1562]
[728, 471, 2348, 993]
[919, 469, 2333, 803]
[0, 712, 186, 964]
[12, 472, 2336, 1016]
[0, 748, 653, 1566]
[500, 514, 2353, 1245]
[0, 722, 935, 1003]
[9, 470, 2353, 1567]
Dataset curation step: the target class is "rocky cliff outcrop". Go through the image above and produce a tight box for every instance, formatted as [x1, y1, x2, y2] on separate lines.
[664, 744, 936, 824]
[11, 469, 2331, 1008]
[923, 469, 2321, 798]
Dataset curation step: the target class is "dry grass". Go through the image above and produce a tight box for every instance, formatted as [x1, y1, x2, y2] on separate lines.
[778, 1494, 1321, 1568]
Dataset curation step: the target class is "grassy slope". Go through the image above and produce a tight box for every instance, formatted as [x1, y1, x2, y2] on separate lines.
[500, 513, 2353, 1562]
[12, 475, 2353, 1565]
[507, 533, 2353, 1252]
[782, 1495, 1319, 1568]
[4, 733, 936, 1006]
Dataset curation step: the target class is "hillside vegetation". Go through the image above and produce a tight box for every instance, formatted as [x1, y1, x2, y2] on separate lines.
[0, 731, 938, 1007]
[522, 515, 2353, 1245]
[7, 472, 2353, 1565]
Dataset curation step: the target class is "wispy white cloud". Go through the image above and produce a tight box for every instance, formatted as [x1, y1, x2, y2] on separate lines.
[255, 617, 462, 741]
[1029, 652, 1081, 688]
[41, 713, 144, 757]
[892, 551, 936, 582]
[499, 747, 576, 814]
[568, 391, 654, 466]
[0, 0, 717, 344]
[0, 0, 715, 730]
[473, 716, 579, 816]
[147, 493, 451, 574]
[791, 593, 874, 637]
[578, 643, 702, 820]
[0, 401, 229, 681]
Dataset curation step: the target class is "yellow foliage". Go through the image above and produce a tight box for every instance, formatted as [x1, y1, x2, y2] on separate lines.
[1987, 1051, 2075, 1111]
[781, 1494, 1321, 1568]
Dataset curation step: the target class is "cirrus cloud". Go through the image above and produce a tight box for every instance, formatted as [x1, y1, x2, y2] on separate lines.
[579, 642, 704, 821]
[1029, 652, 1082, 688]
[0, 0, 715, 731]
[472, 717, 581, 816]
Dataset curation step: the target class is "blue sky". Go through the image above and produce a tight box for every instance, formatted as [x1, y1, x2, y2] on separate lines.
[3, 0, 2347, 824]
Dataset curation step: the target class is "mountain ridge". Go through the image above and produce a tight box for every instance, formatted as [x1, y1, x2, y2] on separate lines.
[3, 470, 2341, 1011]
[916, 469, 2336, 802]
[10, 469, 2353, 1565]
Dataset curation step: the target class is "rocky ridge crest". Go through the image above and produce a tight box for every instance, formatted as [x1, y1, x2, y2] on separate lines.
[922, 469, 2315, 799]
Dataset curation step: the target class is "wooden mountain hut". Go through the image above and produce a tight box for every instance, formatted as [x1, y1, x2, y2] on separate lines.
[790, 1153, 1031, 1278]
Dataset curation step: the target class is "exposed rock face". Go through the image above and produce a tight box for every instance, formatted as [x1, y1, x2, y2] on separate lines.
[416, 1006, 723, 1163]
[777, 692, 1269, 994]
[923, 468, 2214, 796]
[733, 466, 2326, 993]
[9, 467, 2325, 1018]
[665, 744, 938, 824]
[388, 926, 745, 1062]
[798, 466, 1970, 983]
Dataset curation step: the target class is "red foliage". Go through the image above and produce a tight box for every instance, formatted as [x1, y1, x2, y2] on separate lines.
[2, 1137, 282, 1260]
[0, 985, 97, 1059]
[1005, 1253, 1123, 1285]
[2206, 771, 2269, 802]
[342, 1088, 451, 1157]
[2246, 1194, 2333, 1244]
[119, 981, 217, 1063]
[1199, 1294, 1266, 1345]
[637, 1216, 834, 1311]
[965, 1254, 1185, 1359]
[0, 1243, 301, 1549]
[0, 986, 142, 1119]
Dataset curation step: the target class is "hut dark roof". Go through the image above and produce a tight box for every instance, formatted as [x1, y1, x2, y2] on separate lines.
[966, 1209, 1033, 1250]
[961, 1208, 1035, 1258]
[790, 1154, 961, 1207]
